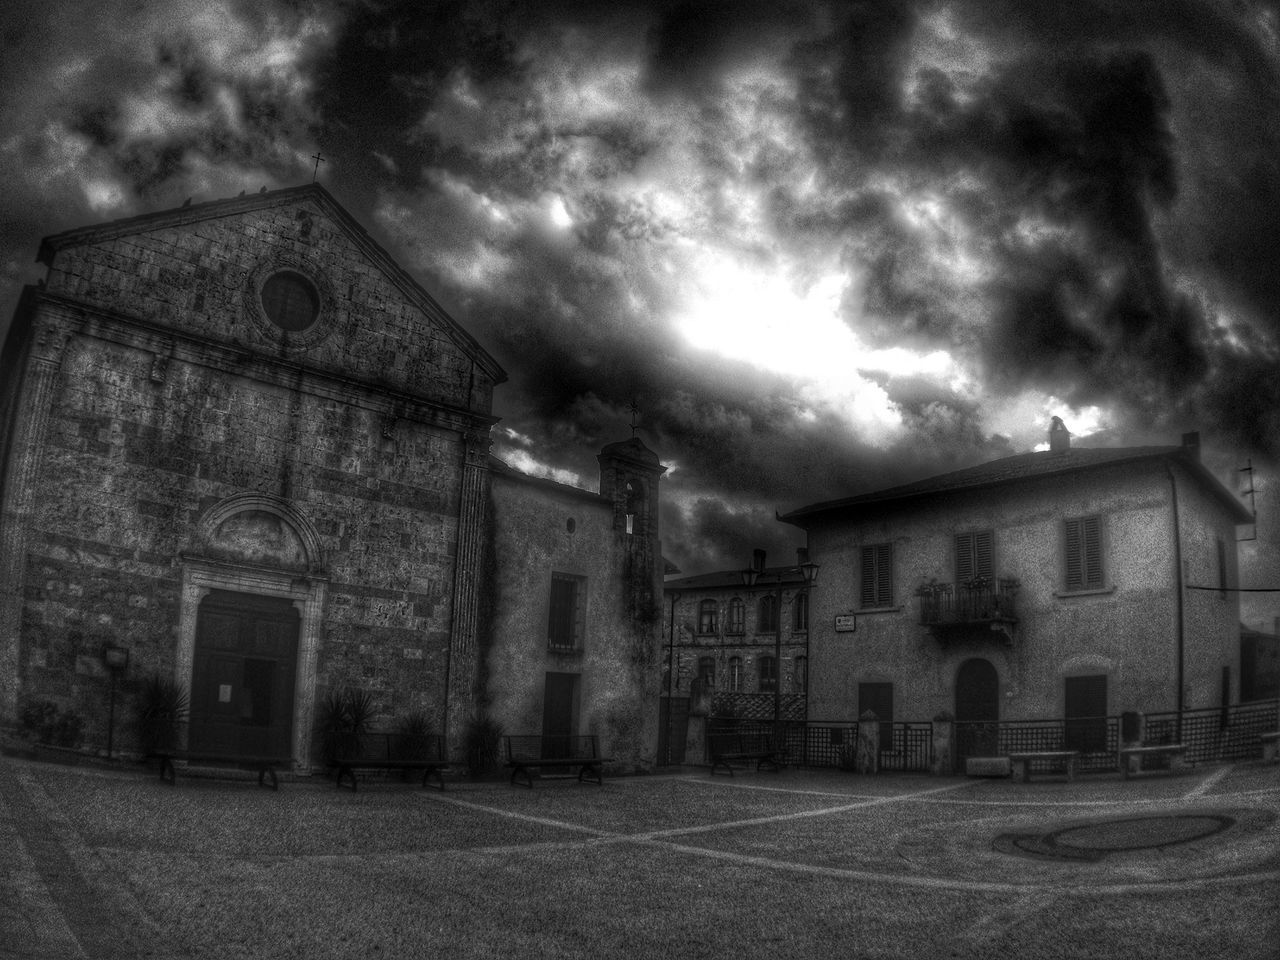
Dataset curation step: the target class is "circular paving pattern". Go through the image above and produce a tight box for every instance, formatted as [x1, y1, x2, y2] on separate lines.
[995, 812, 1239, 862]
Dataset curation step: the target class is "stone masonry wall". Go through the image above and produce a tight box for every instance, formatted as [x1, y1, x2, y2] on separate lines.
[485, 473, 660, 771]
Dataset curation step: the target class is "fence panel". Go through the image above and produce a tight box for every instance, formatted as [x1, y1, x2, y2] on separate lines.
[879, 722, 933, 772]
[1145, 698, 1279, 765]
[955, 718, 1119, 774]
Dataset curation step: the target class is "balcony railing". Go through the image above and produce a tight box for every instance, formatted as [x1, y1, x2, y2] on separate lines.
[918, 578, 1019, 628]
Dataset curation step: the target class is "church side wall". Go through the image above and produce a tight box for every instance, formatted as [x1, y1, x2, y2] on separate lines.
[485, 474, 657, 771]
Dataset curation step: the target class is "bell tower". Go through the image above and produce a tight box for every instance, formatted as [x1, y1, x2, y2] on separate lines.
[598, 437, 667, 620]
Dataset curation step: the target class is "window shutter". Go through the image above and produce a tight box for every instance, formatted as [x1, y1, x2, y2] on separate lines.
[876, 543, 892, 605]
[1082, 517, 1102, 589]
[1064, 520, 1083, 589]
[1066, 517, 1103, 590]
[861, 546, 876, 607]
[861, 544, 893, 607]
[974, 530, 993, 578]
[956, 533, 973, 582]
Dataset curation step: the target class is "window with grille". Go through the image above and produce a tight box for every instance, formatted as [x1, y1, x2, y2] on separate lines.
[260, 271, 320, 332]
[727, 598, 745, 634]
[729, 656, 743, 692]
[757, 595, 778, 632]
[698, 599, 718, 634]
[955, 530, 994, 584]
[547, 573, 585, 650]
[793, 592, 809, 632]
[860, 543, 893, 608]
[758, 655, 777, 693]
[1063, 517, 1103, 591]
[697, 656, 715, 689]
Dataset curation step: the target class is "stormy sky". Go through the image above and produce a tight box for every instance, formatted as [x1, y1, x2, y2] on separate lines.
[1, 0, 1277, 628]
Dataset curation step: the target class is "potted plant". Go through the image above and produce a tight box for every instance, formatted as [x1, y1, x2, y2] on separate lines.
[135, 674, 189, 756]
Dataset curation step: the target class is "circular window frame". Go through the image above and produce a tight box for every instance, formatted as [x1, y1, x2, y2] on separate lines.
[244, 256, 337, 352]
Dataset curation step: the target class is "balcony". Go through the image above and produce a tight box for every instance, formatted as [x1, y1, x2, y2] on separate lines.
[917, 578, 1020, 642]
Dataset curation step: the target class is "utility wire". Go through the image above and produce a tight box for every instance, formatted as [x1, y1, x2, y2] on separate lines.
[1186, 585, 1280, 592]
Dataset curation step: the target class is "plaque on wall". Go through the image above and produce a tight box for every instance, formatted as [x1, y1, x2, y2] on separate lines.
[835, 614, 857, 632]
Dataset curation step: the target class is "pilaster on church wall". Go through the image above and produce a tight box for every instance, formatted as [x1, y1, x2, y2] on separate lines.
[0, 309, 70, 721]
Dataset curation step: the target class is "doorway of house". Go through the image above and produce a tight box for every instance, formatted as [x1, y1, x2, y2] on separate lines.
[955, 658, 1000, 761]
[541, 672, 580, 758]
[190, 590, 299, 757]
[1064, 674, 1109, 752]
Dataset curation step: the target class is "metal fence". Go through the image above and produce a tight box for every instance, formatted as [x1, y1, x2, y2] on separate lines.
[711, 692, 807, 722]
[955, 717, 1120, 774]
[1145, 698, 1279, 765]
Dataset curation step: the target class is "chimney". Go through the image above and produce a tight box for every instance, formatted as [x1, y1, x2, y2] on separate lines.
[1181, 431, 1201, 461]
[1049, 416, 1070, 453]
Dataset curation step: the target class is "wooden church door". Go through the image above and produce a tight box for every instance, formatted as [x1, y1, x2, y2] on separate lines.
[190, 590, 299, 758]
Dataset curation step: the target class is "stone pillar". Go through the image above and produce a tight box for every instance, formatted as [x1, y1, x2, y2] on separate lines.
[1120, 710, 1145, 776]
[444, 432, 489, 759]
[0, 319, 67, 723]
[856, 710, 879, 774]
[930, 714, 954, 776]
[686, 714, 707, 767]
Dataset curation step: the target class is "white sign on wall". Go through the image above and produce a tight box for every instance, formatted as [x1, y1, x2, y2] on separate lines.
[835, 614, 857, 633]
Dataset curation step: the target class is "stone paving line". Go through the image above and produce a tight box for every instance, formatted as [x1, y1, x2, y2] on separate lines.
[0, 765, 161, 960]
[420, 770, 1280, 895]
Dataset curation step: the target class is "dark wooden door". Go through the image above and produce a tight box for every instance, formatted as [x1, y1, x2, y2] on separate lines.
[541, 672, 579, 758]
[191, 590, 299, 757]
[955, 658, 999, 759]
[1064, 674, 1108, 752]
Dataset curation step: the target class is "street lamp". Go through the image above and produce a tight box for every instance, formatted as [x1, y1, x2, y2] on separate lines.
[103, 644, 129, 760]
[739, 547, 819, 749]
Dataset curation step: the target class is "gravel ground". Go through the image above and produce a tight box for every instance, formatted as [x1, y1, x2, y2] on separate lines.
[3, 757, 1277, 959]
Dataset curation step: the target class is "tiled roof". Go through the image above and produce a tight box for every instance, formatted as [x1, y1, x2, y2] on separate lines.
[665, 567, 808, 590]
[780, 444, 1252, 525]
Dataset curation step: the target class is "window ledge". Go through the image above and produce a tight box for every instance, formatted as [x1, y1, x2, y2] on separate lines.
[1054, 586, 1114, 599]
[858, 605, 901, 615]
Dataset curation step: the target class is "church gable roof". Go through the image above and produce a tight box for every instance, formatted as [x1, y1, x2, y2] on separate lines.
[36, 183, 507, 391]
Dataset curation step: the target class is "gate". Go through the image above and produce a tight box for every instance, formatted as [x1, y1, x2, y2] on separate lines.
[657, 697, 690, 765]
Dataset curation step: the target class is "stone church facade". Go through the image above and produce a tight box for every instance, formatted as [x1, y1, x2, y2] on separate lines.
[0, 184, 664, 772]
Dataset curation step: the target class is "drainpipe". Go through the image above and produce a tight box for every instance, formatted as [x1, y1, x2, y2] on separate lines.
[1166, 463, 1185, 732]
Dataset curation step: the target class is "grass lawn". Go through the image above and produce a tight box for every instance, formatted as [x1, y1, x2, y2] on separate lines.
[5, 760, 1278, 959]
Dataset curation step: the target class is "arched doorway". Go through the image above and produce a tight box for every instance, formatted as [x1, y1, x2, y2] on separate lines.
[955, 658, 1000, 760]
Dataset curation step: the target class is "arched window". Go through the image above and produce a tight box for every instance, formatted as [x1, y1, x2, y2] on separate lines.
[758, 655, 777, 693]
[729, 656, 743, 692]
[793, 592, 809, 632]
[727, 597, 745, 634]
[698, 599, 718, 635]
[757, 595, 778, 633]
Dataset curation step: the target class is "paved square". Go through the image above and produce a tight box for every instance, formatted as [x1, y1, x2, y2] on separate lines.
[3, 757, 1277, 959]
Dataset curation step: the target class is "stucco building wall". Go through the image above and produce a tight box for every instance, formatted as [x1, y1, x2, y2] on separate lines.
[804, 456, 1241, 724]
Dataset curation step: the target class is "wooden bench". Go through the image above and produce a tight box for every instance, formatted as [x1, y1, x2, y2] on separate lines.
[1120, 743, 1188, 778]
[708, 729, 781, 777]
[153, 750, 288, 790]
[504, 735, 608, 788]
[1260, 731, 1280, 764]
[1008, 750, 1078, 783]
[331, 732, 450, 791]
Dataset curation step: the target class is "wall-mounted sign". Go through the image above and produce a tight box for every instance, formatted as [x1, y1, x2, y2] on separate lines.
[218, 684, 233, 703]
[835, 614, 857, 633]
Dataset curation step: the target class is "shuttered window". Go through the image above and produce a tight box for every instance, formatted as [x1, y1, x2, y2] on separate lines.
[955, 530, 994, 584]
[860, 543, 894, 608]
[547, 574, 585, 650]
[1064, 517, 1104, 591]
